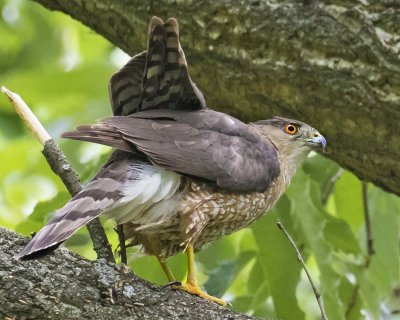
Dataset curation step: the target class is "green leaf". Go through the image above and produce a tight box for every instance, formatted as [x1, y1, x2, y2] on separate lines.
[231, 295, 254, 314]
[338, 277, 361, 320]
[334, 171, 364, 233]
[303, 153, 341, 196]
[204, 250, 255, 297]
[197, 232, 239, 271]
[324, 217, 360, 254]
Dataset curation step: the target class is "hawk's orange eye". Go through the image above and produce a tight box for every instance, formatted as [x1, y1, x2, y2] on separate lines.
[283, 124, 298, 135]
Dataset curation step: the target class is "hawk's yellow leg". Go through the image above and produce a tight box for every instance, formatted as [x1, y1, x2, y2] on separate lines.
[173, 245, 227, 306]
[157, 256, 176, 282]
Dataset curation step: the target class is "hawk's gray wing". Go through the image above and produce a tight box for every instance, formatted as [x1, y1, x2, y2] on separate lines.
[63, 109, 280, 192]
[109, 17, 205, 116]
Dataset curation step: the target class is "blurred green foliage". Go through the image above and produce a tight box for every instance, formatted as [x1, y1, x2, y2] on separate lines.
[0, 1, 399, 319]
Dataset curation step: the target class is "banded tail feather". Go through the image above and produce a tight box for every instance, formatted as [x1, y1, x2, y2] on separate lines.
[16, 152, 128, 259]
[109, 17, 205, 117]
[16, 151, 183, 260]
[16, 151, 134, 259]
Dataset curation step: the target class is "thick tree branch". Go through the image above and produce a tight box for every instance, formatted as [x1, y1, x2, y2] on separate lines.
[31, 0, 400, 196]
[0, 227, 252, 320]
[2, 87, 114, 263]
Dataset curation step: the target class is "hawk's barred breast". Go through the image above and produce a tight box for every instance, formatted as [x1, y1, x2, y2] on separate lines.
[121, 164, 287, 259]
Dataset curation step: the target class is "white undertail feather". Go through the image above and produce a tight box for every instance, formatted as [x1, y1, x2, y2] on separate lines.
[104, 163, 182, 229]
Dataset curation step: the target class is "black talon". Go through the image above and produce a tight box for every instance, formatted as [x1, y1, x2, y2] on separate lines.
[161, 281, 182, 290]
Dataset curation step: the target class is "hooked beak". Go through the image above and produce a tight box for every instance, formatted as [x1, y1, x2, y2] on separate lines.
[304, 133, 327, 151]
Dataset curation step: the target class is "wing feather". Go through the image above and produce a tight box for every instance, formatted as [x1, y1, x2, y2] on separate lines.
[108, 17, 205, 116]
[62, 109, 280, 192]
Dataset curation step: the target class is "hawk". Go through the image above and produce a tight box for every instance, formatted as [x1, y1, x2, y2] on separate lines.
[17, 17, 326, 305]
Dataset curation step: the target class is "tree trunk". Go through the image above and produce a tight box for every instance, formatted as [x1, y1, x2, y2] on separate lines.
[0, 227, 252, 320]
[31, 0, 400, 196]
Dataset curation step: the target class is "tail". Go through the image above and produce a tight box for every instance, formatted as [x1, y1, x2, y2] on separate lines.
[108, 16, 205, 116]
[16, 152, 130, 259]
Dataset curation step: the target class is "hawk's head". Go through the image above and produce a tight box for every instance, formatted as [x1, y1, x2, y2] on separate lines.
[253, 116, 326, 169]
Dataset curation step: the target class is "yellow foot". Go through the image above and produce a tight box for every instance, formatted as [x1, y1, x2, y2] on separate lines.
[172, 282, 227, 306]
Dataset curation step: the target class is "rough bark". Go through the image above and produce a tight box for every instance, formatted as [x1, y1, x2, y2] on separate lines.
[0, 227, 252, 320]
[30, 0, 400, 196]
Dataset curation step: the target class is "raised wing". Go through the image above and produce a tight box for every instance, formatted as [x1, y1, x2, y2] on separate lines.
[63, 109, 280, 192]
[109, 17, 205, 116]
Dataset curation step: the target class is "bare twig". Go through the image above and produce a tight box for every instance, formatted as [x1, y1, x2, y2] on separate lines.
[2, 87, 51, 144]
[344, 182, 375, 318]
[344, 284, 359, 319]
[2, 86, 114, 263]
[116, 225, 127, 264]
[343, 181, 376, 317]
[321, 168, 344, 205]
[344, 181, 376, 317]
[362, 181, 374, 263]
[276, 219, 328, 320]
